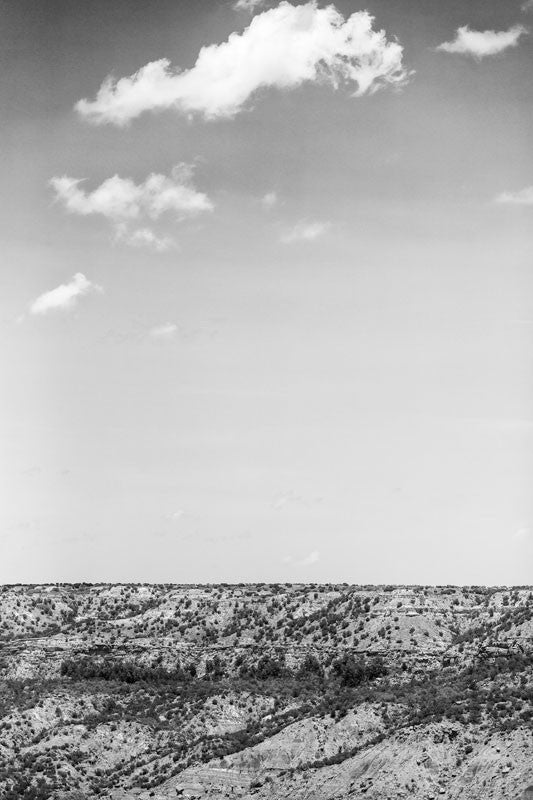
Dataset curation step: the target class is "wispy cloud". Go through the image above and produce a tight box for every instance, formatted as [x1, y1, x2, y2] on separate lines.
[299, 549, 320, 566]
[233, 0, 266, 11]
[271, 489, 324, 510]
[261, 191, 278, 210]
[463, 416, 533, 434]
[437, 25, 527, 58]
[76, 3, 411, 126]
[522, 0, 533, 12]
[30, 273, 102, 315]
[514, 527, 532, 542]
[116, 226, 176, 251]
[149, 323, 178, 339]
[51, 164, 212, 249]
[494, 185, 533, 205]
[281, 220, 330, 243]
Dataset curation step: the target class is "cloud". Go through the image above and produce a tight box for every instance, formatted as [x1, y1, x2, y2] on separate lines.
[76, 2, 411, 126]
[30, 273, 102, 315]
[261, 191, 278, 209]
[465, 416, 533, 434]
[149, 323, 178, 339]
[144, 320, 220, 345]
[51, 164, 212, 248]
[436, 25, 527, 58]
[234, 0, 266, 11]
[116, 226, 175, 251]
[299, 549, 320, 565]
[271, 489, 324, 509]
[51, 164, 212, 221]
[282, 549, 320, 565]
[281, 220, 330, 243]
[495, 185, 533, 205]
[514, 527, 532, 541]
[522, 0, 533, 11]
[272, 491, 304, 510]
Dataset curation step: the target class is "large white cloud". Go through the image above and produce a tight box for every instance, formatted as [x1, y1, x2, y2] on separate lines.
[30, 273, 102, 315]
[437, 25, 527, 58]
[50, 164, 213, 250]
[76, 2, 411, 126]
[495, 186, 533, 205]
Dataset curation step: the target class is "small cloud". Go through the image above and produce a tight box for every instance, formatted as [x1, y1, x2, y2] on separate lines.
[522, 0, 533, 12]
[166, 509, 185, 521]
[30, 273, 102, 315]
[21, 466, 42, 477]
[436, 25, 527, 58]
[272, 490, 303, 510]
[177, 321, 220, 345]
[498, 419, 533, 433]
[467, 417, 533, 434]
[50, 163, 212, 221]
[271, 490, 323, 510]
[281, 554, 293, 564]
[117, 226, 175, 251]
[494, 185, 533, 205]
[50, 163, 212, 249]
[234, 0, 266, 11]
[149, 323, 178, 339]
[146, 320, 220, 345]
[281, 220, 330, 244]
[514, 527, 532, 542]
[299, 549, 320, 566]
[261, 191, 278, 210]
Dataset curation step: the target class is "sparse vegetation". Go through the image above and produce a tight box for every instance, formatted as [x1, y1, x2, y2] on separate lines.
[0, 583, 531, 799]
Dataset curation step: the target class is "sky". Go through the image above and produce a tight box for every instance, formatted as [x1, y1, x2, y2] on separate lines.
[1, 0, 532, 584]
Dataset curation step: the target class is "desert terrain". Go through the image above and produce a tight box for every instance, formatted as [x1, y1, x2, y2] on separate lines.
[0, 584, 531, 800]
